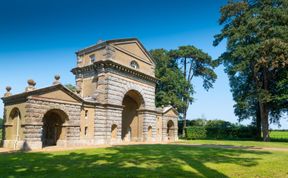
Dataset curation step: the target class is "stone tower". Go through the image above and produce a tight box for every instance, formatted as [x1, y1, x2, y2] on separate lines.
[71, 38, 159, 143]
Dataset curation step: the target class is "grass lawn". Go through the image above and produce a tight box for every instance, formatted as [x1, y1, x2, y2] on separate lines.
[270, 131, 288, 141]
[178, 139, 288, 148]
[1, 144, 288, 178]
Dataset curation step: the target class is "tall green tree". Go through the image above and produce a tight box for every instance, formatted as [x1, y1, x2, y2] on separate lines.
[214, 0, 288, 141]
[169, 46, 217, 135]
[150, 49, 192, 115]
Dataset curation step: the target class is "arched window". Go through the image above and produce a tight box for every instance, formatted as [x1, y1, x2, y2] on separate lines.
[130, 60, 139, 69]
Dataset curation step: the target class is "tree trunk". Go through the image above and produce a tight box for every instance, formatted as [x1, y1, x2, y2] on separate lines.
[260, 102, 270, 141]
[261, 67, 270, 141]
[182, 106, 187, 137]
[256, 102, 262, 140]
[182, 57, 188, 137]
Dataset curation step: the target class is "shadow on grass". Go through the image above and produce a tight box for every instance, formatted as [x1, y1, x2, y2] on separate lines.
[0, 144, 271, 178]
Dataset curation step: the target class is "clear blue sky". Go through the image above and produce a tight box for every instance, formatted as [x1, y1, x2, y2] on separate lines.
[0, 0, 287, 129]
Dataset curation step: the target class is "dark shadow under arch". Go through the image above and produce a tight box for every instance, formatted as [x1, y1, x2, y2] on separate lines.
[167, 120, 175, 141]
[122, 90, 145, 142]
[42, 109, 68, 147]
[7, 108, 22, 141]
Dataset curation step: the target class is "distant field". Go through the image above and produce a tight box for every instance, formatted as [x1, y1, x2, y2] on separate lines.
[270, 130, 288, 141]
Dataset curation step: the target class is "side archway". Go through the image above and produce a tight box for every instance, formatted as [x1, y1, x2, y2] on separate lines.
[167, 120, 175, 141]
[6, 108, 22, 141]
[42, 109, 68, 147]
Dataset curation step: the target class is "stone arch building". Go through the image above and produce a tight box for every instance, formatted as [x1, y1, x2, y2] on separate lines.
[1, 38, 178, 150]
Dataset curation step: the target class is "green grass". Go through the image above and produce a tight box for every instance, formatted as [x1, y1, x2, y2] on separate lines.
[270, 130, 288, 141]
[1, 144, 288, 178]
[179, 139, 288, 148]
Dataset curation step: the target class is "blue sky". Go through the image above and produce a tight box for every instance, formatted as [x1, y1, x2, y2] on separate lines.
[0, 0, 287, 129]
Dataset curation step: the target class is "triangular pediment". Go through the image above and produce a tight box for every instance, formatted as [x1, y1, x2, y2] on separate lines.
[110, 39, 155, 66]
[164, 109, 178, 117]
[163, 106, 179, 117]
[2, 84, 83, 104]
[36, 89, 79, 103]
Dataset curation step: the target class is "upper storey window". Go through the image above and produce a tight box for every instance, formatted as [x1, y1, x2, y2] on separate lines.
[89, 54, 96, 63]
[77, 56, 83, 65]
[130, 60, 139, 69]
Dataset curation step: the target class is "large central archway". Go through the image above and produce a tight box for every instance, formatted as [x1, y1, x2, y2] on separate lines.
[42, 109, 68, 147]
[121, 90, 144, 142]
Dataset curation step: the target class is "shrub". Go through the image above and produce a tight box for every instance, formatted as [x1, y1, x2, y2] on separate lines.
[185, 126, 207, 139]
[205, 120, 232, 139]
[181, 119, 258, 140]
[204, 120, 257, 139]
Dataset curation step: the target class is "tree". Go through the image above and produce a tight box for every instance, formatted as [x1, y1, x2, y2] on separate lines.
[0, 117, 3, 128]
[169, 46, 217, 136]
[65, 84, 77, 92]
[0, 117, 3, 140]
[214, 0, 288, 141]
[190, 118, 207, 127]
[150, 49, 192, 114]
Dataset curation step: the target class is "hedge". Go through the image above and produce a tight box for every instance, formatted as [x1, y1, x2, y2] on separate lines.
[185, 126, 207, 139]
[181, 119, 258, 140]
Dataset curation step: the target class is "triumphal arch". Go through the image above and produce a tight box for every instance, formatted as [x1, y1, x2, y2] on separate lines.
[1, 38, 178, 150]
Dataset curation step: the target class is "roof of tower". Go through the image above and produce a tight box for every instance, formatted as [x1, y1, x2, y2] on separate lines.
[75, 38, 155, 63]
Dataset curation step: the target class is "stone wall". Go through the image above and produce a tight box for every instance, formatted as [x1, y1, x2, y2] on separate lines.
[105, 106, 123, 144]
[105, 73, 156, 110]
[24, 98, 81, 149]
[94, 105, 123, 144]
[94, 105, 107, 144]
[139, 110, 157, 142]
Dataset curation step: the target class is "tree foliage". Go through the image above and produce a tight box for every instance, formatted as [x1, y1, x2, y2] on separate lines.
[214, 0, 288, 141]
[0, 117, 3, 128]
[169, 46, 217, 135]
[65, 84, 77, 92]
[151, 49, 191, 114]
[185, 126, 207, 140]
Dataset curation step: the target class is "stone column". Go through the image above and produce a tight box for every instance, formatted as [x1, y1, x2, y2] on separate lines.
[23, 124, 43, 150]
[23, 100, 43, 150]
[106, 106, 123, 144]
[66, 105, 81, 146]
[137, 110, 144, 142]
[138, 109, 157, 142]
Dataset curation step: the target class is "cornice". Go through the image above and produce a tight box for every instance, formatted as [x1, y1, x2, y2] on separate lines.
[71, 60, 158, 84]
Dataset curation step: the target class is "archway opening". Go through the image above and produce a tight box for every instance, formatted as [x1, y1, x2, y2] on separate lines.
[167, 120, 175, 141]
[111, 124, 118, 140]
[42, 109, 68, 147]
[147, 126, 152, 141]
[121, 90, 144, 142]
[8, 108, 22, 141]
